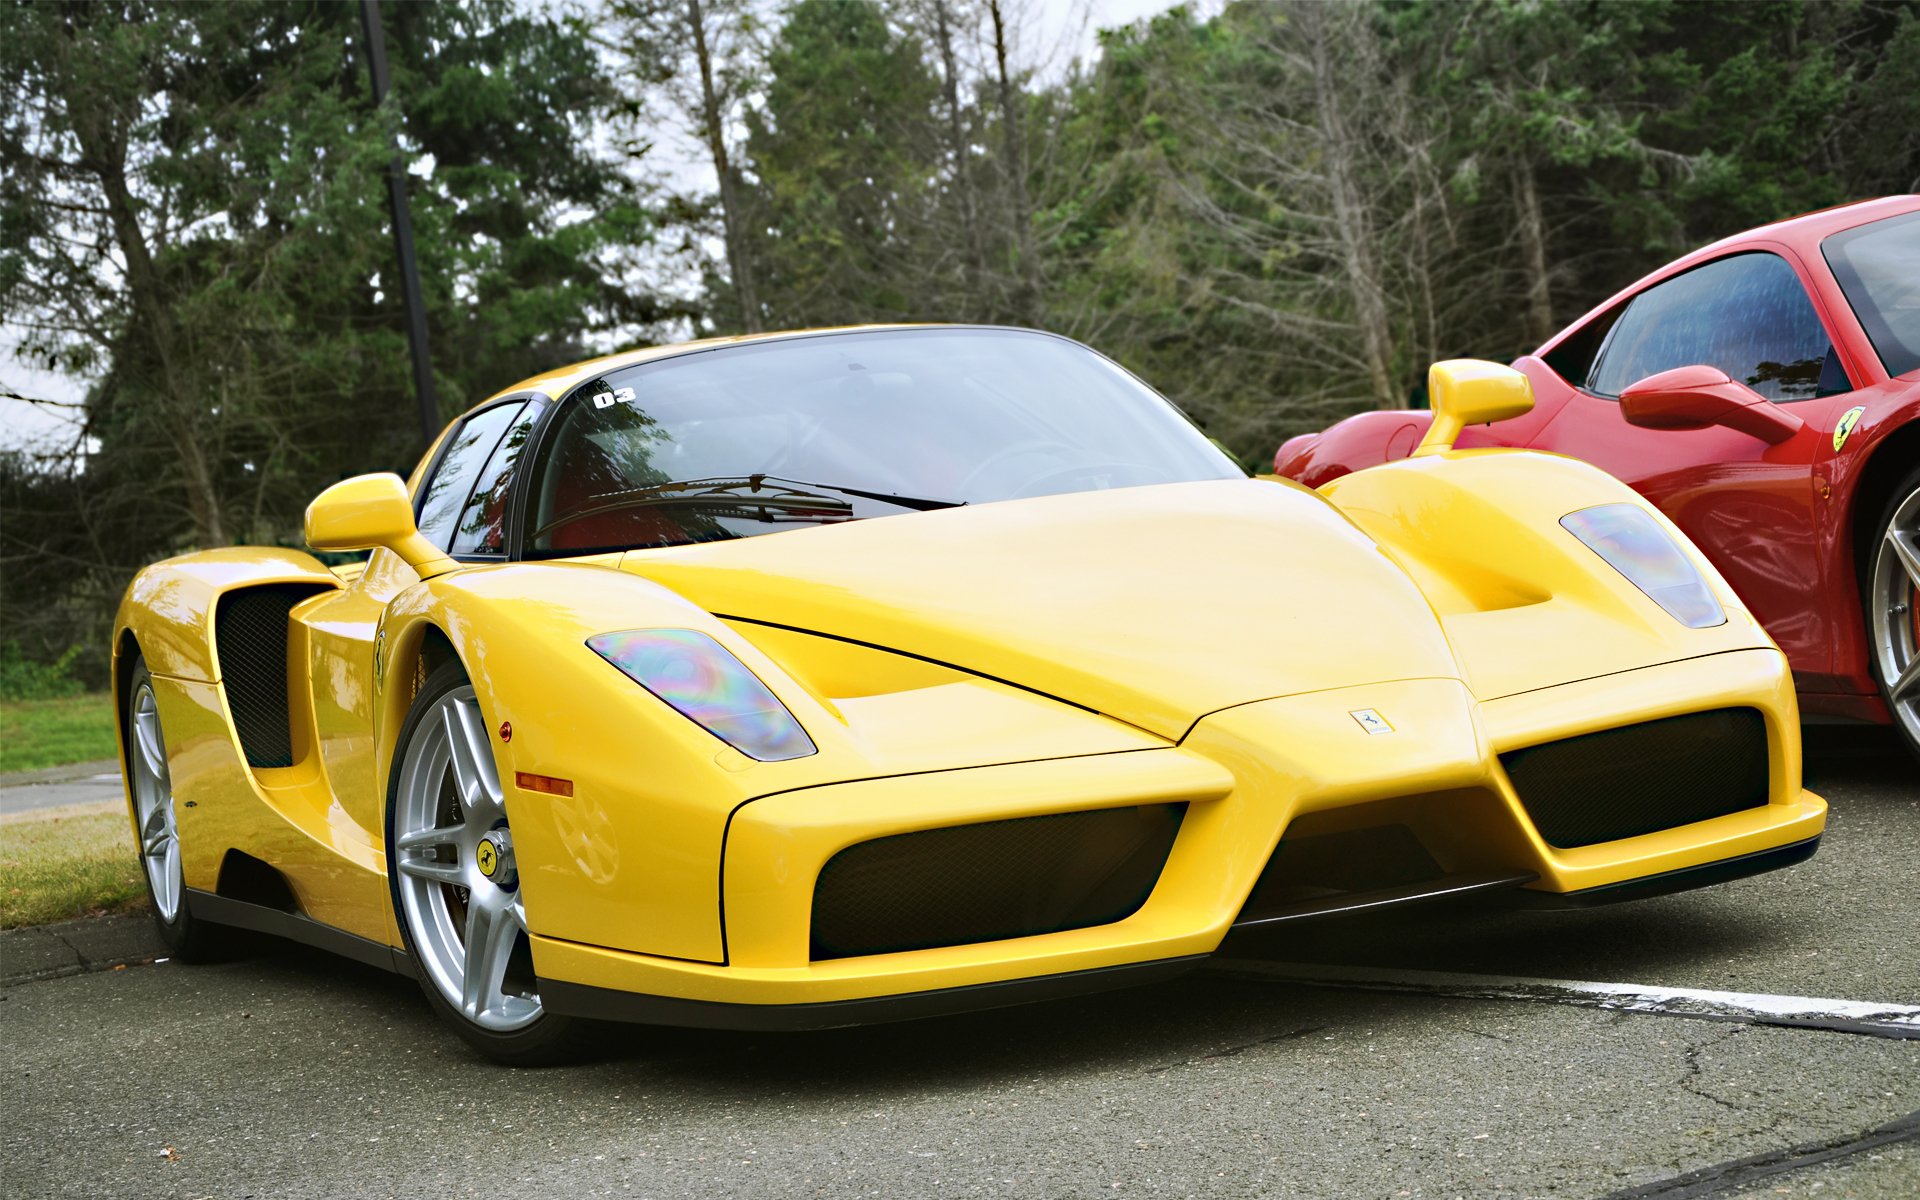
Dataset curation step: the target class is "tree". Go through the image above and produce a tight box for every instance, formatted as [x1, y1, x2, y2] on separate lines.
[734, 0, 947, 327]
[0, 0, 685, 680]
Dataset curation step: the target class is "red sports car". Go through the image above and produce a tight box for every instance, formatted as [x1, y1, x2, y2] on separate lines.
[1274, 196, 1920, 759]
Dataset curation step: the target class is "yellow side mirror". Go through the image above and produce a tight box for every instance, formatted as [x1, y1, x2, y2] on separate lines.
[304, 473, 454, 579]
[1414, 359, 1534, 456]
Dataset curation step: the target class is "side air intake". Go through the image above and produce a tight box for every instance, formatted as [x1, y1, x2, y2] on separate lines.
[214, 586, 327, 769]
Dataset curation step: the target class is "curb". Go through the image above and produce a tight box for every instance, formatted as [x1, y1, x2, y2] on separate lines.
[0, 759, 120, 789]
[0, 912, 164, 987]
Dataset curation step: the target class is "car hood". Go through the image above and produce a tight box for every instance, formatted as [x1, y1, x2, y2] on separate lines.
[615, 479, 1460, 739]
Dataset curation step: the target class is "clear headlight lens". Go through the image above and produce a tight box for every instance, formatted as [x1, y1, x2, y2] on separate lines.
[1561, 503, 1726, 629]
[587, 629, 817, 762]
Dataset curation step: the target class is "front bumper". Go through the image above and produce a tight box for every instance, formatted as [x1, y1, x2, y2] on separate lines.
[530, 648, 1825, 1026]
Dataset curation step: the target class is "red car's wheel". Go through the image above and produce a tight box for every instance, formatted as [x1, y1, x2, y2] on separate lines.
[1866, 467, 1920, 761]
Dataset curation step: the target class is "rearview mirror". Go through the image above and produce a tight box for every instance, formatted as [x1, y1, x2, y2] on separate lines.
[1618, 365, 1804, 445]
[304, 473, 454, 579]
[1413, 359, 1534, 455]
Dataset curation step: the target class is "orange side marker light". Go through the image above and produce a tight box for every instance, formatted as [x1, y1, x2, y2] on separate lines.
[515, 771, 575, 798]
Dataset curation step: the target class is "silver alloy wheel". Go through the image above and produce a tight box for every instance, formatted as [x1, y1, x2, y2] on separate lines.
[129, 680, 182, 921]
[392, 685, 541, 1032]
[1869, 483, 1920, 745]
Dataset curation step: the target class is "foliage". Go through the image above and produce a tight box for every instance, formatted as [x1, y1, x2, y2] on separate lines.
[0, 693, 118, 772]
[1, 0, 689, 684]
[4, 0, 1917, 677]
[0, 644, 86, 703]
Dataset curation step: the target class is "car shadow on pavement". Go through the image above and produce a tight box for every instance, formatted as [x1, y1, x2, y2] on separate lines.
[222, 722, 1907, 1085]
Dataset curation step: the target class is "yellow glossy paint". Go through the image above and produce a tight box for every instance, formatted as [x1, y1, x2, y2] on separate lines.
[1415, 359, 1535, 456]
[305, 473, 454, 579]
[111, 344, 1827, 1020]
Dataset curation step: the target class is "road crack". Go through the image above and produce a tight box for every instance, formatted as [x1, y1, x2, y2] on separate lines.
[1675, 1028, 1746, 1113]
[1136, 1025, 1325, 1077]
[1598, 1108, 1920, 1199]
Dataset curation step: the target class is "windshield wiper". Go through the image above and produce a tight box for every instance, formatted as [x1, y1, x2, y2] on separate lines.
[752, 475, 965, 512]
[530, 475, 961, 542]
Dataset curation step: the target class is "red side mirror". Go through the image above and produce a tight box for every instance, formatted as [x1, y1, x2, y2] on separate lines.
[1618, 365, 1804, 445]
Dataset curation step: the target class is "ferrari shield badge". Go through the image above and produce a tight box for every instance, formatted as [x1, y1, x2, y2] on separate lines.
[1349, 709, 1394, 735]
[1833, 405, 1866, 452]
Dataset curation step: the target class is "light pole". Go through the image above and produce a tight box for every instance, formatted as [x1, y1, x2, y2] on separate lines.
[360, 0, 440, 450]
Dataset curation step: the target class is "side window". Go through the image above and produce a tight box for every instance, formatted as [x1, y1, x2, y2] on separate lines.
[450, 402, 541, 556]
[1589, 252, 1847, 402]
[415, 402, 525, 551]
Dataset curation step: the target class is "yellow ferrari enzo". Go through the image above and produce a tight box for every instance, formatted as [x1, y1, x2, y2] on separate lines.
[114, 326, 1826, 1063]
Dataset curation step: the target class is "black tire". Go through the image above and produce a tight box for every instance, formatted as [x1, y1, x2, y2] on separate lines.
[123, 656, 241, 962]
[385, 658, 589, 1065]
[1864, 465, 1920, 763]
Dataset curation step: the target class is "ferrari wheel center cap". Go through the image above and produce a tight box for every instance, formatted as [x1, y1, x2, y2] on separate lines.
[476, 830, 516, 889]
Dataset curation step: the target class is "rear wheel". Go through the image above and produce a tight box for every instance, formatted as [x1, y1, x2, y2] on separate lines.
[387, 659, 586, 1064]
[1866, 467, 1920, 761]
[124, 657, 235, 960]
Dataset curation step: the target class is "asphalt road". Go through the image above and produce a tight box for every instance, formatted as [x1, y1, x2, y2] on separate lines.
[2, 729, 1914, 1199]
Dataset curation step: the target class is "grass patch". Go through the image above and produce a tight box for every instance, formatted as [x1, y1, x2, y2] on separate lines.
[0, 693, 118, 774]
[0, 808, 148, 929]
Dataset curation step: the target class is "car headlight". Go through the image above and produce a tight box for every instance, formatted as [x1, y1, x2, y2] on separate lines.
[587, 629, 817, 762]
[1560, 504, 1726, 629]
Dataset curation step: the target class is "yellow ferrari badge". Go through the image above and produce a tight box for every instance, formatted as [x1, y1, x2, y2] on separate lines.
[1833, 405, 1866, 452]
[1349, 708, 1394, 735]
[477, 840, 498, 878]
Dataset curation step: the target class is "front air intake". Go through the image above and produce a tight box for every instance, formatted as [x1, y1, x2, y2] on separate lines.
[1500, 707, 1770, 849]
[810, 804, 1184, 960]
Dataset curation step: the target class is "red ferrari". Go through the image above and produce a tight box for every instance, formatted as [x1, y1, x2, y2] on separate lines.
[1274, 196, 1920, 760]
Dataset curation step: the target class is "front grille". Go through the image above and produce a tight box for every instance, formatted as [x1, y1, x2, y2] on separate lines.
[214, 585, 327, 769]
[810, 804, 1184, 960]
[1501, 708, 1769, 849]
[1238, 823, 1445, 920]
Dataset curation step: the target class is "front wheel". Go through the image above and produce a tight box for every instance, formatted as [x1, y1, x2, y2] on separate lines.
[386, 659, 586, 1064]
[1866, 466, 1920, 761]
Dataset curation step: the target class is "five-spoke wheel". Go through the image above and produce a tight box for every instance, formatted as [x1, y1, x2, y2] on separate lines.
[128, 674, 182, 922]
[123, 655, 231, 959]
[387, 660, 583, 1062]
[1867, 469, 1920, 760]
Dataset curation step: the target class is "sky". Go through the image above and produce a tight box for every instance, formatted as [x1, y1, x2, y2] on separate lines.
[0, 0, 1194, 454]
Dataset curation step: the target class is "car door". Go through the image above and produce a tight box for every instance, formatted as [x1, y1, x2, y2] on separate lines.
[1524, 248, 1868, 685]
[298, 398, 541, 844]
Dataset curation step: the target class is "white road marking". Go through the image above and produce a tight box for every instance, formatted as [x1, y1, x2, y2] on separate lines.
[1206, 959, 1920, 1039]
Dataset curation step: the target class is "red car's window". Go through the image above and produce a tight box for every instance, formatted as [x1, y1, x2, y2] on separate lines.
[1588, 252, 1847, 403]
[1822, 210, 1920, 378]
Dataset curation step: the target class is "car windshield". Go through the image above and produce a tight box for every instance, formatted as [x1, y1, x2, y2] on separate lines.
[1822, 211, 1920, 378]
[525, 328, 1242, 554]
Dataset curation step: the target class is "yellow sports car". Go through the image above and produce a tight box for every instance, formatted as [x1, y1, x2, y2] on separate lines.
[114, 326, 1826, 1063]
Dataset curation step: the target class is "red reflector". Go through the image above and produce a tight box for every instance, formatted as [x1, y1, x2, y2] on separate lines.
[515, 771, 574, 797]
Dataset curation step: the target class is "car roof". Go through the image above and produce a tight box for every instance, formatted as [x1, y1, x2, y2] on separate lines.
[472, 323, 925, 415]
[1690, 194, 1920, 259]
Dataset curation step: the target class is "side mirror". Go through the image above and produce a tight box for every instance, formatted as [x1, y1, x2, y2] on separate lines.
[304, 473, 455, 579]
[1618, 365, 1804, 445]
[1413, 359, 1534, 455]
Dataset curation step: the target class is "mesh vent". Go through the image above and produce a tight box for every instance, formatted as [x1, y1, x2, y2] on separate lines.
[811, 804, 1184, 961]
[1501, 708, 1769, 849]
[214, 586, 326, 769]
